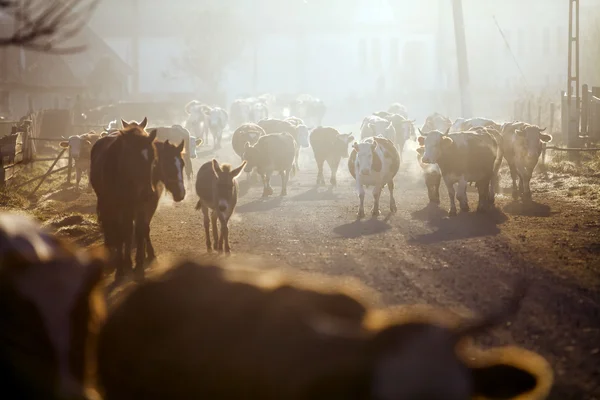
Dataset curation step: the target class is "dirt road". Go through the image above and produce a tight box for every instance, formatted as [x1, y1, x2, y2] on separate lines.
[137, 127, 600, 399]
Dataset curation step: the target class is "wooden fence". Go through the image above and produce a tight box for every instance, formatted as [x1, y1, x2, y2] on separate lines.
[0, 110, 106, 197]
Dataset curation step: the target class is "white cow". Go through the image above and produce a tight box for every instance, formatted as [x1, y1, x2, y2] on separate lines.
[360, 116, 396, 142]
[59, 132, 102, 191]
[209, 107, 229, 150]
[348, 136, 400, 218]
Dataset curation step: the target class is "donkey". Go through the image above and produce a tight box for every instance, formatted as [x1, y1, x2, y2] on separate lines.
[136, 139, 186, 280]
[90, 117, 158, 283]
[195, 159, 246, 253]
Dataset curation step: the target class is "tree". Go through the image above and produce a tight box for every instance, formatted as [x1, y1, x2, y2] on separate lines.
[173, 6, 248, 103]
[0, 0, 99, 54]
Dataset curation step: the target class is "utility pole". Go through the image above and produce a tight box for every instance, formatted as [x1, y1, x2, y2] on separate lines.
[451, 0, 472, 118]
[566, 0, 580, 150]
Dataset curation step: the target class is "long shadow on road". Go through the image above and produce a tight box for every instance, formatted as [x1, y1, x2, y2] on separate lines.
[409, 208, 508, 244]
[333, 217, 392, 238]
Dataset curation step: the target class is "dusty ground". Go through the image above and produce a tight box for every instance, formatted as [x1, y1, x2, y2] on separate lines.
[2, 125, 599, 399]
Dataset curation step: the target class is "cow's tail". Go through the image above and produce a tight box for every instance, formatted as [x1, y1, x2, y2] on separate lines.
[195, 200, 202, 210]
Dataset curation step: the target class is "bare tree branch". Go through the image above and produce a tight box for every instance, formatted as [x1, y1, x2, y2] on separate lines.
[0, 0, 100, 54]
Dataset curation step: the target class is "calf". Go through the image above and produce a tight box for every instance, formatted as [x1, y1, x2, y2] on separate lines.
[258, 118, 309, 174]
[416, 146, 442, 204]
[348, 136, 400, 217]
[195, 159, 246, 253]
[0, 212, 106, 400]
[242, 133, 297, 197]
[97, 258, 553, 400]
[418, 129, 502, 216]
[360, 115, 396, 143]
[501, 122, 552, 201]
[209, 107, 229, 149]
[60, 132, 102, 191]
[309, 126, 354, 187]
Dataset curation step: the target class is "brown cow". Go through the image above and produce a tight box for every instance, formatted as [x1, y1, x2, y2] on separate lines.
[97, 258, 553, 400]
[309, 126, 354, 187]
[195, 159, 246, 253]
[60, 131, 102, 191]
[89, 117, 158, 283]
[0, 212, 106, 400]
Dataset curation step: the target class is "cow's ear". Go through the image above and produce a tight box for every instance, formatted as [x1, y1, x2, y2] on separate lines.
[59, 141, 69, 148]
[352, 142, 359, 151]
[417, 136, 425, 146]
[347, 135, 355, 143]
[539, 133, 552, 143]
[469, 347, 553, 399]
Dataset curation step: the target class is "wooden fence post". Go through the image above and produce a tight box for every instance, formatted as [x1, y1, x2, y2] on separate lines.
[28, 148, 67, 197]
[0, 157, 5, 187]
[67, 147, 72, 184]
[582, 84, 589, 137]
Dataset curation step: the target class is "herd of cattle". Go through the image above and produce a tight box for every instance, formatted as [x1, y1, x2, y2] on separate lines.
[1, 210, 556, 400]
[56, 100, 553, 285]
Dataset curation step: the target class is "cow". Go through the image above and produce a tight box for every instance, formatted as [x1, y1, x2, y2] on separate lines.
[418, 129, 502, 216]
[96, 258, 553, 400]
[290, 94, 326, 128]
[242, 133, 297, 197]
[195, 159, 246, 254]
[309, 126, 354, 187]
[373, 112, 417, 154]
[360, 115, 396, 143]
[230, 98, 253, 127]
[209, 107, 229, 149]
[416, 146, 442, 205]
[388, 102, 408, 118]
[450, 117, 502, 133]
[422, 112, 452, 134]
[0, 212, 106, 400]
[152, 125, 202, 181]
[231, 123, 265, 181]
[59, 131, 102, 191]
[137, 139, 186, 277]
[501, 122, 552, 202]
[184, 100, 210, 146]
[250, 100, 269, 122]
[258, 118, 309, 174]
[348, 136, 400, 218]
[90, 117, 158, 282]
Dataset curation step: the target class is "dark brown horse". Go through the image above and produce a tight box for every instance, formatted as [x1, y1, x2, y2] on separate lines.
[138, 139, 186, 276]
[90, 117, 158, 283]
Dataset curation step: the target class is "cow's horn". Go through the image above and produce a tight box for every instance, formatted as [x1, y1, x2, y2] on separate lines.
[539, 127, 547, 132]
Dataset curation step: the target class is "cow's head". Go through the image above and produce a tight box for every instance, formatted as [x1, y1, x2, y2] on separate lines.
[188, 136, 203, 159]
[211, 159, 246, 216]
[242, 142, 259, 172]
[515, 126, 552, 161]
[0, 213, 106, 400]
[418, 129, 452, 164]
[335, 133, 355, 159]
[209, 108, 222, 126]
[59, 135, 93, 160]
[353, 140, 381, 176]
[296, 124, 310, 148]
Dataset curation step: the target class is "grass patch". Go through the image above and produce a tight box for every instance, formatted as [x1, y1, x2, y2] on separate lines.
[545, 150, 600, 177]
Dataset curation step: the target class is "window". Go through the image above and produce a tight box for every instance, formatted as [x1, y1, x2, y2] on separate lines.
[542, 27, 550, 56]
[372, 38, 381, 70]
[359, 38, 367, 72]
[390, 37, 399, 69]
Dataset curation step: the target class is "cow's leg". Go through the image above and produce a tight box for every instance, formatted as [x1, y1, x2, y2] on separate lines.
[476, 179, 491, 212]
[432, 173, 441, 204]
[456, 177, 469, 212]
[357, 181, 366, 218]
[371, 184, 383, 216]
[507, 161, 519, 200]
[262, 172, 274, 197]
[489, 172, 497, 207]
[387, 180, 397, 213]
[281, 169, 290, 196]
[444, 177, 458, 216]
[202, 206, 212, 252]
[328, 158, 339, 187]
[316, 157, 325, 185]
[522, 171, 533, 202]
[211, 210, 219, 251]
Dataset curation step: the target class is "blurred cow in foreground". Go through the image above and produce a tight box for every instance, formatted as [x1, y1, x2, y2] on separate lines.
[97, 257, 553, 400]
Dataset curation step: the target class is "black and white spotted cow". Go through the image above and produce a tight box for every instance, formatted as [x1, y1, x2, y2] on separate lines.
[348, 136, 400, 218]
[0, 212, 106, 400]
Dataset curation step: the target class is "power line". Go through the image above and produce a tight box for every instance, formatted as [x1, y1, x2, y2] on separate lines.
[491, 14, 529, 91]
